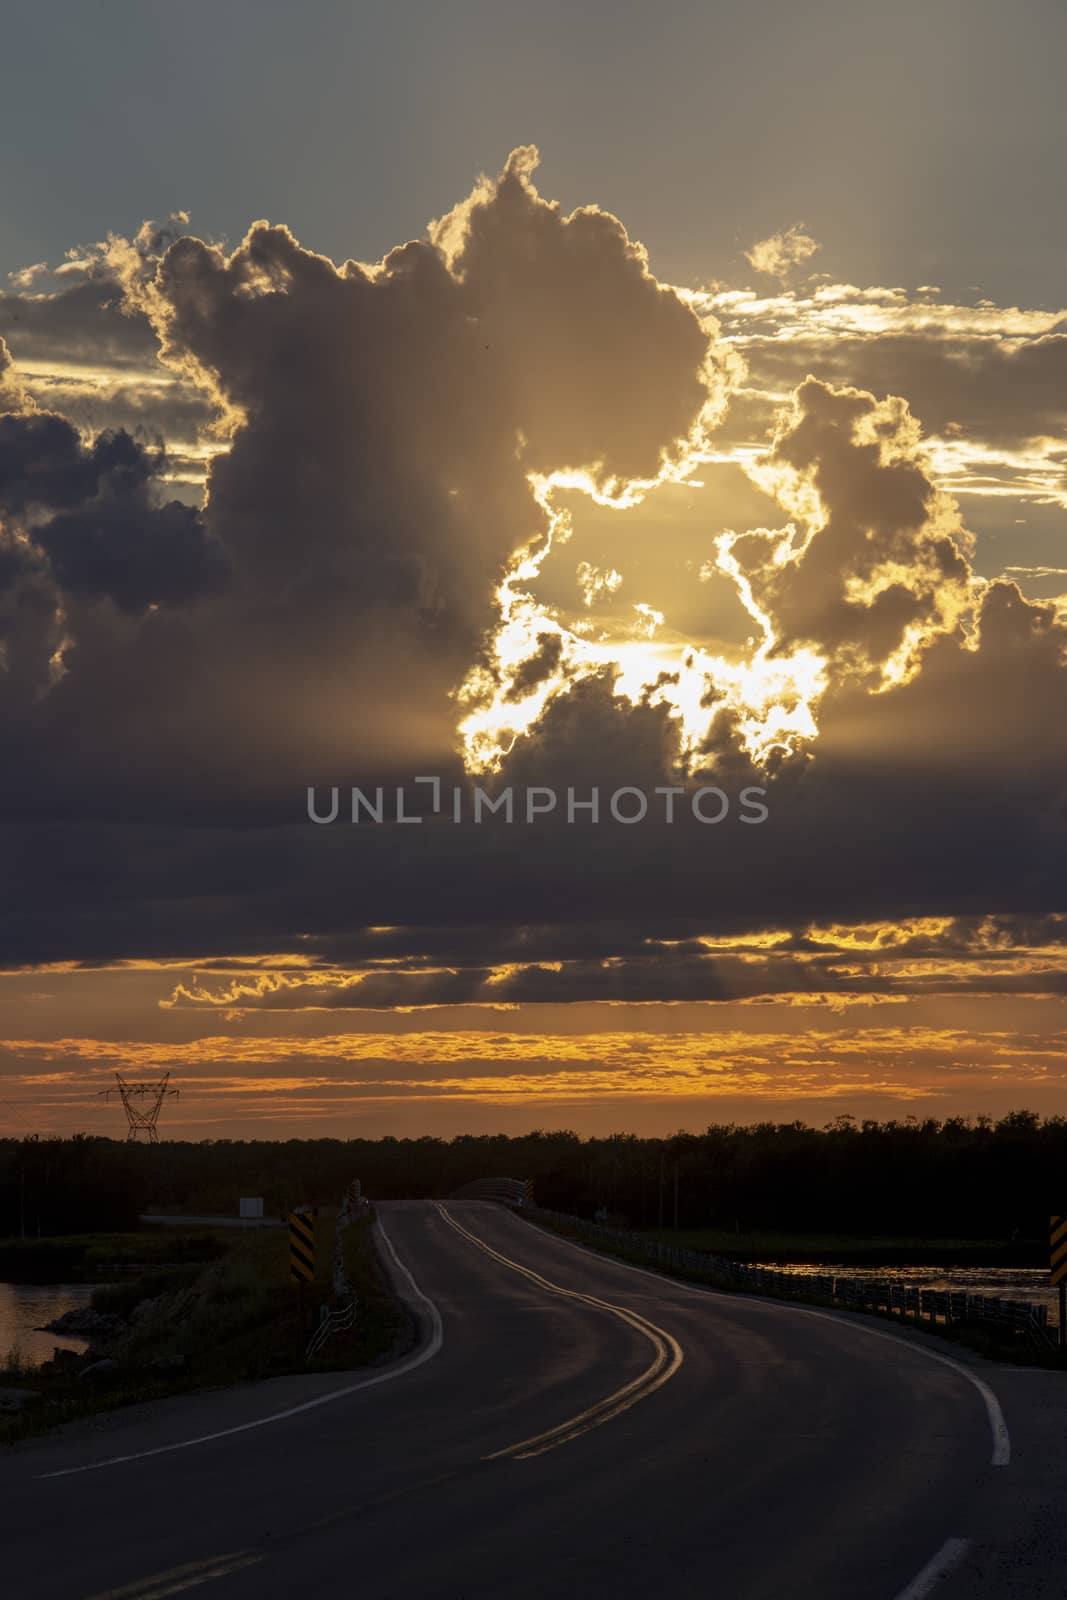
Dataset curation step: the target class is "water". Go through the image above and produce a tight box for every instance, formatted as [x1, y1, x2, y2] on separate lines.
[770, 1262, 1057, 1311]
[0, 1282, 102, 1369]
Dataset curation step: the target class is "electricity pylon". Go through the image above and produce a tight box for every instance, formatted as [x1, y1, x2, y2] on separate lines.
[101, 1071, 179, 1143]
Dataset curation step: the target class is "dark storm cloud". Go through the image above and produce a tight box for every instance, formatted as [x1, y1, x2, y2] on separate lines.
[192, 912, 1067, 975]
[737, 329, 1067, 452]
[499, 669, 693, 793]
[0, 406, 225, 619]
[168, 959, 1067, 1009]
[0, 684, 1063, 973]
[39, 494, 226, 613]
[0, 412, 152, 516]
[0, 158, 1065, 995]
[505, 631, 565, 700]
[163, 910, 1067, 1011]
[0, 276, 155, 369]
[0, 148, 721, 819]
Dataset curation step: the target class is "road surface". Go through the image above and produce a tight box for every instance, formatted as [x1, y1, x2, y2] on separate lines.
[1, 1199, 1064, 1599]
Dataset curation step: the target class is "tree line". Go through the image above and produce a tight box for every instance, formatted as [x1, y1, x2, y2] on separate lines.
[0, 1111, 1062, 1242]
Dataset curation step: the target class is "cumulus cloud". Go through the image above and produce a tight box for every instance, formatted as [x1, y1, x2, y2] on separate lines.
[728, 377, 976, 687]
[744, 224, 819, 280]
[0, 347, 226, 701]
[0, 153, 1065, 1013]
[702, 287, 1067, 593]
[85, 147, 723, 785]
[0, 337, 26, 413]
[0, 150, 732, 828]
[7, 263, 48, 291]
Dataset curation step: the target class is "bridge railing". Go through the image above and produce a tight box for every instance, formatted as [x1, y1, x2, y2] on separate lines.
[451, 1178, 530, 1206]
[518, 1203, 1053, 1347]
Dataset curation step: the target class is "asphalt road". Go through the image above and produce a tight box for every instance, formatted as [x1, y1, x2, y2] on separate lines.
[1, 1200, 1064, 1600]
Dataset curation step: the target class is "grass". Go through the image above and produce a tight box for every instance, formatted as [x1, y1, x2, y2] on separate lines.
[0, 1230, 227, 1283]
[529, 1213, 1067, 1369]
[0, 1209, 408, 1445]
[0, 1347, 35, 1380]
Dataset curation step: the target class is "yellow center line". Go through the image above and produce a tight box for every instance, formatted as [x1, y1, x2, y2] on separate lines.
[83, 1549, 263, 1600]
[435, 1204, 684, 1460]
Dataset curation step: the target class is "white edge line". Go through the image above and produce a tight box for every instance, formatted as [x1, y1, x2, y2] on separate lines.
[892, 1537, 972, 1600]
[516, 1213, 1010, 1467]
[36, 1210, 443, 1480]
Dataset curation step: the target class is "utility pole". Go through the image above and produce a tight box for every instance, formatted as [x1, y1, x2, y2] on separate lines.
[673, 1163, 679, 1230]
[658, 1155, 664, 1229]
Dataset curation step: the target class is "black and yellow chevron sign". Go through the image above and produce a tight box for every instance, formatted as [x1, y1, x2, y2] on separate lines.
[289, 1208, 317, 1283]
[1050, 1216, 1067, 1285]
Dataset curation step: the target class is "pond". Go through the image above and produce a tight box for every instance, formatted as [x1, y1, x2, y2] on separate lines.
[0, 1282, 103, 1369]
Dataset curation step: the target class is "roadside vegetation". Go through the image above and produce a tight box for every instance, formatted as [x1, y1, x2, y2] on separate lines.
[2, 1113, 1064, 1249]
[0, 1210, 408, 1445]
[2, 1115, 1063, 1425]
[0, 1229, 227, 1283]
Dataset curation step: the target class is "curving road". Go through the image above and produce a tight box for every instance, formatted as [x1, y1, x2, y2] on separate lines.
[1, 1199, 1063, 1599]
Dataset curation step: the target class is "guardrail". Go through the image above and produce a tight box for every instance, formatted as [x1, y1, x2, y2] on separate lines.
[304, 1178, 368, 1363]
[452, 1177, 529, 1205]
[522, 1205, 1053, 1347]
[306, 1293, 358, 1362]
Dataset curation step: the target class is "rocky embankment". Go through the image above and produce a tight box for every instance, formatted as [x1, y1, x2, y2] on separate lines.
[43, 1305, 125, 1342]
[41, 1292, 190, 1380]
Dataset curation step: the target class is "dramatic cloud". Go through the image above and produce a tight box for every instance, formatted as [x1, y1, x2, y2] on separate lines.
[159, 912, 1067, 1013]
[6, 1008, 1067, 1137]
[0, 274, 156, 370]
[0, 344, 225, 701]
[0, 153, 736, 826]
[702, 285, 1067, 590]
[735, 328, 1067, 455]
[0, 149, 1065, 1139]
[732, 376, 974, 687]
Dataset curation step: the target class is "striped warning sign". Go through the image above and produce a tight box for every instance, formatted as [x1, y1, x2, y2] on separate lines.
[1050, 1216, 1067, 1285]
[289, 1208, 317, 1283]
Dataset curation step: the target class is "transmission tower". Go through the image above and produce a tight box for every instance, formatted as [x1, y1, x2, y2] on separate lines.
[101, 1071, 179, 1143]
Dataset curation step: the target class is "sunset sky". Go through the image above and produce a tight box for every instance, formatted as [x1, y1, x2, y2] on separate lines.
[1, 0, 1065, 1139]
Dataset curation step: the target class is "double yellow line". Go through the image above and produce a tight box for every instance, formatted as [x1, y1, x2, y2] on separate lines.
[78, 1207, 682, 1598]
[436, 1204, 684, 1460]
[85, 1549, 263, 1599]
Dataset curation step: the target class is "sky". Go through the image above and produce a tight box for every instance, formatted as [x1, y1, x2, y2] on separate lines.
[0, 0, 1065, 1140]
